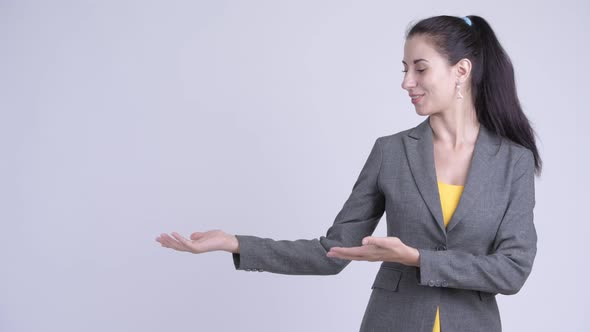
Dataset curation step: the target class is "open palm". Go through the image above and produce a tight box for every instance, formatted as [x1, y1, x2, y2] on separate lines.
[155, 229, 231, 254]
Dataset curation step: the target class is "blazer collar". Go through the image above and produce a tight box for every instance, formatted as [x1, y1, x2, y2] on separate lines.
[402, 116, 502, 236]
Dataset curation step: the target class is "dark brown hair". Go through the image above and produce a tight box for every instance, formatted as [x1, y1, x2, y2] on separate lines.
[406, 15, 542, 176]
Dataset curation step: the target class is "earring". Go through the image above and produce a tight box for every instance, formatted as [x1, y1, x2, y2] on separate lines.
[456, 83, 464, 99]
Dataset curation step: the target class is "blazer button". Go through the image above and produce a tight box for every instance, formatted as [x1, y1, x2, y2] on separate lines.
[428, 280, 435, 287]
[442, 280, 448, 287]
[435, 280, 441, 287]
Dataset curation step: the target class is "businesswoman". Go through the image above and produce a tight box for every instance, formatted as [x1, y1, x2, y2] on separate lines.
[156, 15, 542, 331]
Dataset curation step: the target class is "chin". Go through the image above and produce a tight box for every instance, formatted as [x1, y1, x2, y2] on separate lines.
[414, 107, 432, 116]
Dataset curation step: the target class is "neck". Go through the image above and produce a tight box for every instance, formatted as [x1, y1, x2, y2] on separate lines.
[428, 104, 479, 150]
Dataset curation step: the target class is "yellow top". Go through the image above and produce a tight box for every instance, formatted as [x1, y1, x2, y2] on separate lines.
[432, 180, 465, 332]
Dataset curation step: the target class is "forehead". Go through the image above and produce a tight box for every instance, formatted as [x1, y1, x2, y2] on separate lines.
[402, 35, 443, 65]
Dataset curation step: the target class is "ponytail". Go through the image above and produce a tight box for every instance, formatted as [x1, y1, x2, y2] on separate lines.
[407, 15, 542, 176]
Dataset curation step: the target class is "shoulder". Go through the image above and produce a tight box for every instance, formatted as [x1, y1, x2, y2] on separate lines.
[497, 138, 535, 183]
[501, 138, 534, 166]
[375, 126, 415, 148]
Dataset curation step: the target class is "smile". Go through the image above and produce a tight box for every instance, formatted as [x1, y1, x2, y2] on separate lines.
[411, 94, 424, 104]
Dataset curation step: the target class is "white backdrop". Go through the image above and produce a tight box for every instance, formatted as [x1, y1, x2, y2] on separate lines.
[2, 1, 588, 331]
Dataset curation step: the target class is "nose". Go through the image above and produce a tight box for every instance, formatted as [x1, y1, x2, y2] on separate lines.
[401, 73, 416, 91]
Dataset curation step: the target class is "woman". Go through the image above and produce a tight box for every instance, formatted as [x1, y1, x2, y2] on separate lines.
[156, 15, 542, 332]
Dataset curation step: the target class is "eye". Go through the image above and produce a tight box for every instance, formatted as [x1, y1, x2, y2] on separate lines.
[401, 69, 426, 73]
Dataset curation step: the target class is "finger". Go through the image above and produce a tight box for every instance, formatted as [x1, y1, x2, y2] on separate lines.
[362, 236, 383, 247]
[157, 233, 170, 246]
[333, 248, 377, 261]
[331, 245, 379, 260]
[171, 232, 194, 252]
[160, 233, 185, 251]
[330, 246, 367, 255]
[156, 234, 169, 244]
[328, 247, 366, 259]
[327, 251, 365, 261]
[158, 233, 175, 248]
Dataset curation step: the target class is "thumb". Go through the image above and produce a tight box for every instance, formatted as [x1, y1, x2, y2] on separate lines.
[362, 237, 377, 246]
[190, 232, 205, 240]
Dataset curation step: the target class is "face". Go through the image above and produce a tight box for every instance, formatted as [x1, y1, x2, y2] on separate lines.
[401, 35, 459, 115]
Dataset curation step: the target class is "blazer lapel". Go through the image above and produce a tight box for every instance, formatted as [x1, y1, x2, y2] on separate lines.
[402, 117, 501, 237]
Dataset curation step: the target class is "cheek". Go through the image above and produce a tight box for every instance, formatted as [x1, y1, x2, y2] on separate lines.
[427, 79, 454, 103]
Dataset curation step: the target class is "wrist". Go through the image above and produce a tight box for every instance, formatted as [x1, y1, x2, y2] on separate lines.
[227, 234, 240, 254]
[404, 247, 420, 267]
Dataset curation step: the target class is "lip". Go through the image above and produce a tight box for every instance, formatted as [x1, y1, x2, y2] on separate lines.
[410, 94, 424, 104]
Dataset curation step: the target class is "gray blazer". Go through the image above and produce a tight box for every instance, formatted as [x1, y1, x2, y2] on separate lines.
[232, 116, 537, 332]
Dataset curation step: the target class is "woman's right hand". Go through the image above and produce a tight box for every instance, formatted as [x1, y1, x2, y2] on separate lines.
[155, 229, 239, 254]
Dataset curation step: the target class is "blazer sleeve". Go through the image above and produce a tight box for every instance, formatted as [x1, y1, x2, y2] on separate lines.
[416, 148, 538, 295]
[231, 137, 386, 275]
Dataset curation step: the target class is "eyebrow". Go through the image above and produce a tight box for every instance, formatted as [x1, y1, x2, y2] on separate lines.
[401, 59, 429, 65]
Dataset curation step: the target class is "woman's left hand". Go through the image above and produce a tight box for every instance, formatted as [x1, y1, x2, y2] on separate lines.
[326, 236, 420, 267]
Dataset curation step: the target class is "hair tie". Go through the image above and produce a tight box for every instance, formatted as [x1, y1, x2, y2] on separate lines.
[462, 16, 472, 26]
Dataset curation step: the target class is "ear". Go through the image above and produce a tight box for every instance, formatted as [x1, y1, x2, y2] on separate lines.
[455, 58, 472, 83]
